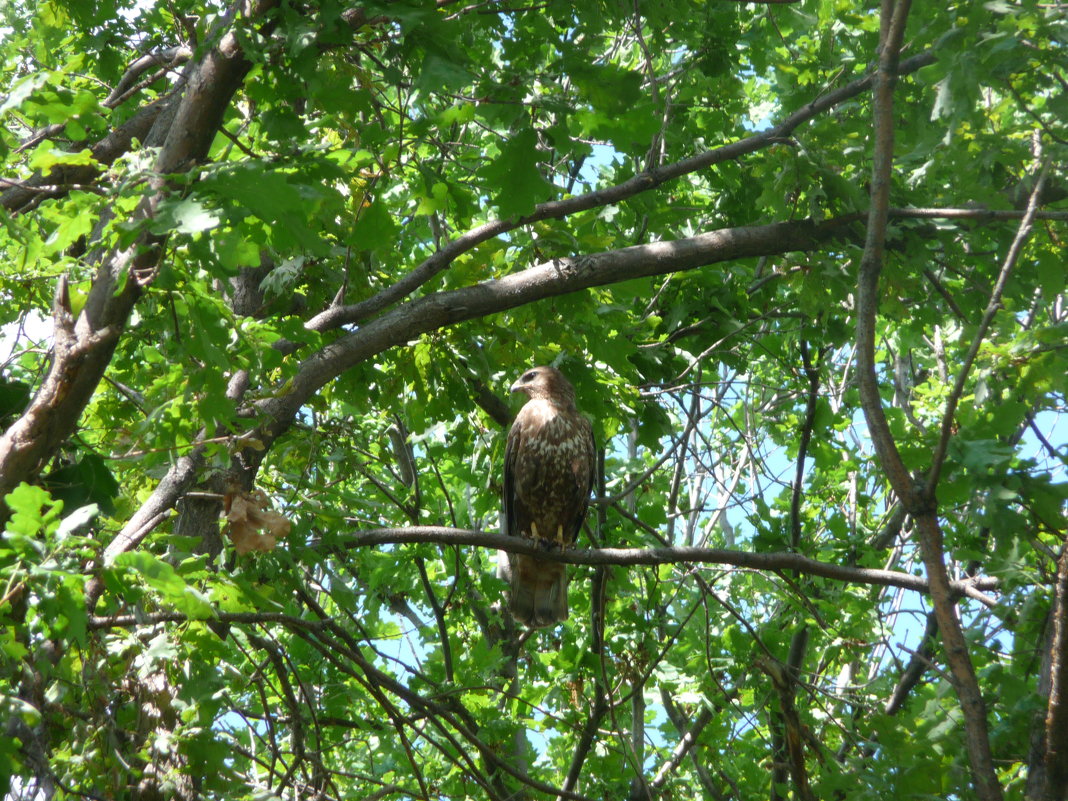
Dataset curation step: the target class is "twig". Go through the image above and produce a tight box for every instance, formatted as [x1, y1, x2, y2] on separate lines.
[87, 610, 328, 631]
[649, 707, 714, 790]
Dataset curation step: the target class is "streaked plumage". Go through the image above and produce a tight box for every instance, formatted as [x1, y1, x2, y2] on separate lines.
[501, 366, 595, 627]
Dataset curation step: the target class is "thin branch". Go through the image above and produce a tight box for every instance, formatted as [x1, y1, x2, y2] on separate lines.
[926, 157, 1049, 492]
[338, 527, 999, 597]
[87, 610, 328, 631]
[416, 556, 455, 684]
[649, 707, 715, 791]
[883, 612, 939, 715]
[562, 696, 610, 794]
[757, 657, 815, 801]
[789, 340, 821, 552]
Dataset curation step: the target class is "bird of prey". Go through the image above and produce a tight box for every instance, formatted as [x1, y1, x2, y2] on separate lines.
[501, 366, 595, 627]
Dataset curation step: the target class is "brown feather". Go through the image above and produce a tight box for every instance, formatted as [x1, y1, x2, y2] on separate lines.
[502, 367, 595, 627]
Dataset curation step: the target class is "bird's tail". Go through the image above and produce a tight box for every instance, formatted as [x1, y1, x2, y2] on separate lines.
[509, 555, 568, 627]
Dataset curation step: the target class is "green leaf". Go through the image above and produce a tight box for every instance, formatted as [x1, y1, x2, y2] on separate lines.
[3, 483, 62, 538]
[350, 197, 399, 251]
[45, 453, 119, 515]
[0, 377, 30, 426]
[478, 129, 555, 218]
[26, 141, 96, 175]
[416, 52, 473, 94]
[111, 552, 215, 619]
[0, 71, 49, 115]
[153, 196, 222, 234]
[199, 164, 328, 253]
[55, 504, 99, 539]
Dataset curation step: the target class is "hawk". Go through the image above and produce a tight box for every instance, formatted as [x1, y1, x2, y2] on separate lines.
[501, 366, 596, 627]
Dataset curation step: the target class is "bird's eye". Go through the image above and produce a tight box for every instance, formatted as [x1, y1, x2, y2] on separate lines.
[522, 370, 537, 382]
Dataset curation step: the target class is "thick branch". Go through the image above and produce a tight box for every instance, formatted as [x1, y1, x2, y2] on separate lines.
[0, 0, 277, 500]
[257, 217, 855, 450]
[889, 206, 1068, 222]
[1035, 545, 1068, 801]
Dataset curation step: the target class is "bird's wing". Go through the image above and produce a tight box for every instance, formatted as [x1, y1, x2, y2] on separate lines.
[503, 414, 522, 539]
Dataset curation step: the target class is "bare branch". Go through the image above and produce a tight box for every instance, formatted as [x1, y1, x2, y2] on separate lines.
[338, 527, 999, 598]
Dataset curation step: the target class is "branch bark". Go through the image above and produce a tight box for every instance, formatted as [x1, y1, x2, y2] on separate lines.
[0, 94, 174, 214]
[305, 51, 937, 332]
[1028, 544, 1068, 801]
[338, 526, 998, 598]
[854, 2, 1003, 799]
[255, 217, 856, 454]
[0, 0, 279, 501]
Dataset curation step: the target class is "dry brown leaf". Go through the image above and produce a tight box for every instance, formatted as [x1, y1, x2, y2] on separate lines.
[224, 490, 292, 554]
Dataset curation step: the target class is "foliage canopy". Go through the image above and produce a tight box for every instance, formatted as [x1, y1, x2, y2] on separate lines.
[0, 1, 1066, 800]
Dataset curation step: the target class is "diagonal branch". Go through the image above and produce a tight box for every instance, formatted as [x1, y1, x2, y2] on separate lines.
[305, 52, 937, 332]
[0, 94, 174, 214]
[257, 216, 856, 451]
[0, 0, 280, 501]
[926, 157, 1049, 492]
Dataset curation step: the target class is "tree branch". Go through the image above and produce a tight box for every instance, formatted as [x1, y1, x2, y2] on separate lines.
[854, 2, 1003, 799]
[926, 158, 1049, 492]
[889, 206, 1068, 222]
[1, 94, 173, 214]
[649, 707, 715, 792]
[1034, 545, 1068, 801]
[87, 610, 328, 631]
[304, 52, 937, 333]
[255, 216, 856, 452]
[338, 527, 998, 597]
[0, 0, 279, 500]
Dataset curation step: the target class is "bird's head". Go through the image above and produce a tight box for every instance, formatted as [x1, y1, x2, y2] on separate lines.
[510, 366, 577, 407]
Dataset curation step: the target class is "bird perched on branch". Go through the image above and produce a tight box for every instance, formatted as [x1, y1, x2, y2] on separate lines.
[500, 366, 596, 627]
